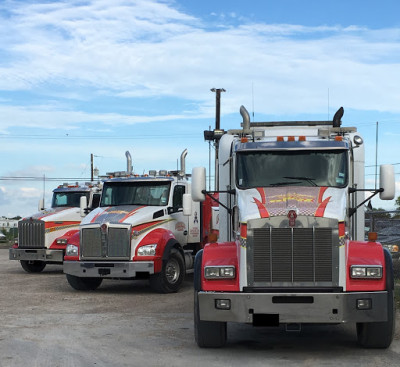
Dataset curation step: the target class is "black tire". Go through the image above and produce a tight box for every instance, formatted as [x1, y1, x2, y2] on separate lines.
[356, 291, 395, 348]
[356, 249, 396, 348]
[150, 249, 185, 293]
[194, 290, 227, 348]
[20, 260, 46, 273]
[66, 274, 103, 291]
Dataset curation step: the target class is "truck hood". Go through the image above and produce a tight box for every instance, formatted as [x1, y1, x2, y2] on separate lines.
[24, 207, 80, 221]
[83, 205, 168, 227]
[238, 186, 347, 223]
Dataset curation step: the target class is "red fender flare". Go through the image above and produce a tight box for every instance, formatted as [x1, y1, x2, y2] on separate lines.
[63, 230, 81, 261]
[201, 241, 240, 292]
[134, 228, 179, 273]
[346, 240, 386, 291]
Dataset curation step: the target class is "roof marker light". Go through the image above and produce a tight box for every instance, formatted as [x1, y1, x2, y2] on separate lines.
[299, 136, 306, 141]
[288, 136, 295, 141]
[277, 136, 284, 142]
[335, 136, 343, 141]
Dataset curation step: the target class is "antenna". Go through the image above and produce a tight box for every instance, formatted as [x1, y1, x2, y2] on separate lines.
[375, 121, 378, 190]
[252, 82, 255, 122]
[43, 174, 45, 202]
[327, 88, 330, 120]
[208, 125, 211, 191]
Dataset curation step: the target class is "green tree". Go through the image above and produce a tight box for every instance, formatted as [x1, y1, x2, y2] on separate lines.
[396, 196, 400, 210]
[369, 207, 392, 219]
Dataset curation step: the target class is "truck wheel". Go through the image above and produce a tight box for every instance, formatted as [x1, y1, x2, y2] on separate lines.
[150, 249, 185, 293]
[20, 260, 46, 273]
[357, 249, 396, 349]
[66, 274, 103, 291]
[194, 291, 227, 348]
[356, 290, 395, 348]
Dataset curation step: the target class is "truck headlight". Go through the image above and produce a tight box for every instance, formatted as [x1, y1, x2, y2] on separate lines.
[137, 244, 157, 256]
[204, 266, 236, 279]
[66, 244, 79, 257]
[56, 238, 68, 245]
[350, 265, 382, 279]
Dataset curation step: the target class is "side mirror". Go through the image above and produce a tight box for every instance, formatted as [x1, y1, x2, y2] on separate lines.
[38, 198, 45, 211]
[80, 196, 88, 217]
[379, 164, 395, 200]
[191, 167, 206, 202]
[183, 194, 192, 216]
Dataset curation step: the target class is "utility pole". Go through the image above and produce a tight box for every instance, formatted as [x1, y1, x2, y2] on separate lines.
[91, 153, 94, 181]
[210, 88, 225, 190]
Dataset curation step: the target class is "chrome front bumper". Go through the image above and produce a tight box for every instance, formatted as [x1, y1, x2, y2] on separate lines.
[9, 248, 64, 263]
[198, 291, 389, 324]
[63, 260, 154, 278]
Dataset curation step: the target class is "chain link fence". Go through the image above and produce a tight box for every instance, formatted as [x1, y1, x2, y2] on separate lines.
[365, 210, 400, 306]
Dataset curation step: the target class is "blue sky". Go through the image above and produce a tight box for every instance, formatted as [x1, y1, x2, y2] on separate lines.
[1, 0, 400, 217]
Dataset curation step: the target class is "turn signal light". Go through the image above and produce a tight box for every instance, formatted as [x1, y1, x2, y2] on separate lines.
[368, 232, 378, 242]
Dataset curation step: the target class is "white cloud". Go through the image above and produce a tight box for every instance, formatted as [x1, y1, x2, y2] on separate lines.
[0, 0, 399, 216]
[20, 187, 42, 198]
[0, 0, 400, 122]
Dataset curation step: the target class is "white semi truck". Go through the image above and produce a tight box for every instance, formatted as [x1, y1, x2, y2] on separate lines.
[63, 150, 204, 293]
[9, 182, 102, 273]
[189, 106, 396, 348]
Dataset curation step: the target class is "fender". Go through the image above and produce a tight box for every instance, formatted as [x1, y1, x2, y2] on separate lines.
[201, 241, 240, 292]
[346, 240, 386, 291]
[63, 230, 81, 261]
[194, 249, 203, 291]
[50, 229, 80, 250]
[383, 248, 394, 291]
[134, 228, 181, 273]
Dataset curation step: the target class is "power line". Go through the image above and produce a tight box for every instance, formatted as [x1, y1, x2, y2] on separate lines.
[0, 133, 199, 140]
[0, 176, 92, 182]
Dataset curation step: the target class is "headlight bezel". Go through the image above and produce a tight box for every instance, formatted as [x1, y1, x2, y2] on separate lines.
[350, 265, 383, 279]
[65, 244, 79, 257]
[204, 265, 236, 280]
[56, 238, 68, 245]
[137, 244, 157, 256]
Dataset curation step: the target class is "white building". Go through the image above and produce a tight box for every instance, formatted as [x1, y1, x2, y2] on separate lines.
[0, 217, 19, 233]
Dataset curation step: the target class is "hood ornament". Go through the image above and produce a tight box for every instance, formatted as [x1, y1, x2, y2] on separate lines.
[287, 209, 297, 227]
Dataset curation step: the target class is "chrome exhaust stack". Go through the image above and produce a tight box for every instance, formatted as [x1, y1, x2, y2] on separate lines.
[240, 105, 251, 134]
[125, 151, 133, 175]
[180, 149, 188, 177]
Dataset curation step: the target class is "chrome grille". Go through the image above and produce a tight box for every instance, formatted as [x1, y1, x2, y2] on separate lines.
[80, 225, 130, 260]
[248, 219, 338, 287]
[81, 228, 102, 258]
[18, 220, 45, 248]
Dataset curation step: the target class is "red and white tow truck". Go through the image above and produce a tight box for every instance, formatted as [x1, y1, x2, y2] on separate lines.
[188, 106, 396, 348]
[9, 182, 102, 273]
[62, 150, 216, 293]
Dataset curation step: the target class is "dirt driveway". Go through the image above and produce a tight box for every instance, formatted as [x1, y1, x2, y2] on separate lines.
[1, 248, 399, 367]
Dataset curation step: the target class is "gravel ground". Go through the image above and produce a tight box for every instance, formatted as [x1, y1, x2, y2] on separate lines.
[1, 247, 399, 367]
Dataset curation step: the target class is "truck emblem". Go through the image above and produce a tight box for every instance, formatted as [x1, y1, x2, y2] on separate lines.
[287, 210, 297, 227]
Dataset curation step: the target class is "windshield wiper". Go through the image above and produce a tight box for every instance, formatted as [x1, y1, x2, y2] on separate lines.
[283, 176, 317, 186]
[268, 181, 302, 187]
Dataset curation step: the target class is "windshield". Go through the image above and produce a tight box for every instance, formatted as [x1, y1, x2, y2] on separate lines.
[51, 192, 89, 208]
[236, 150, 348, 189]
[100, 181, 171, 207]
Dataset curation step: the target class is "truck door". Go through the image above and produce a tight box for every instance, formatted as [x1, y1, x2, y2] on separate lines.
[169, 184, 188, 245]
